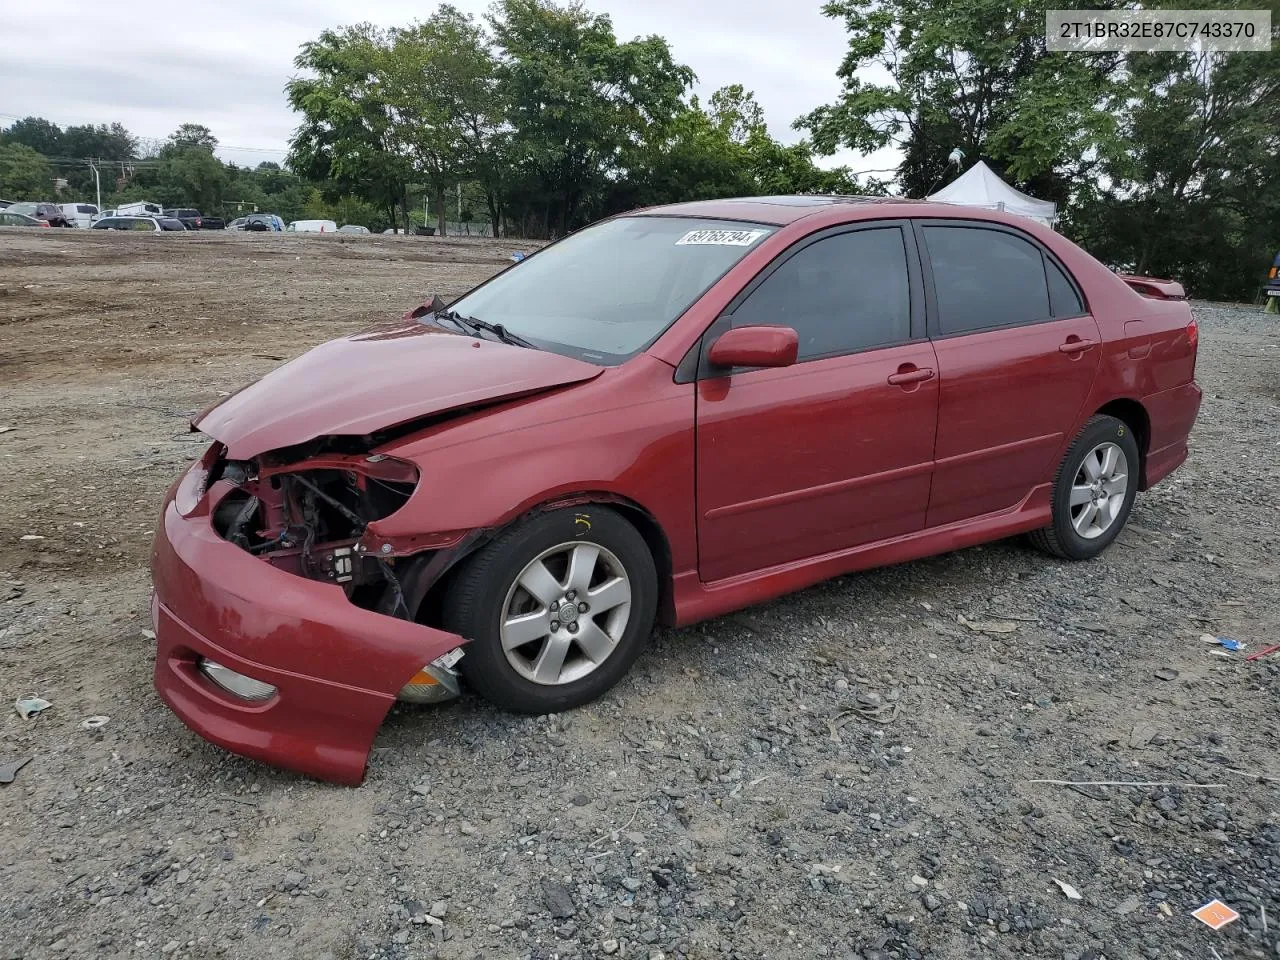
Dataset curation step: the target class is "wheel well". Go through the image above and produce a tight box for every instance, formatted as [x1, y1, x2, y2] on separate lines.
[607, 501, 675, 626]
[412, 494, 677, 629]
[1095, 398, 1150, 486]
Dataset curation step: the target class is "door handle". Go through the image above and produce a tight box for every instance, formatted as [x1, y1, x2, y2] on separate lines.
[1058, 338, 1097, 355]
[887, 366, 935, 386]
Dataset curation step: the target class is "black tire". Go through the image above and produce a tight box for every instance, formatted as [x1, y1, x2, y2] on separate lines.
[1029, 414, 1140, 560]
[443, 506, 658, 713]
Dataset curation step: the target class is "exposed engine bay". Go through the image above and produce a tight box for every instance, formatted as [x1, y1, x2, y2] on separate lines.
[207, 441, 421, 617]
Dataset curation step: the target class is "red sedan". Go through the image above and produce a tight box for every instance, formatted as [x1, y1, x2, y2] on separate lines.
[151, 197, 1201, 784]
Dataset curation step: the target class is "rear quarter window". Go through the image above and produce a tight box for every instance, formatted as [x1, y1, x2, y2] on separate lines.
[1046, 258, 1084, 316]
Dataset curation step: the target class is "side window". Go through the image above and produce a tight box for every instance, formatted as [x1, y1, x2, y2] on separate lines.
[730, 227, 912, 361]
[1046, 257, 1084, 317]
[924, 226, 1051, 334]
[130, 219, 153, 231]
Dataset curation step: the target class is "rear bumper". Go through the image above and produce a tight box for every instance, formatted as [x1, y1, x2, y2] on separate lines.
[151, 466, 465, 785]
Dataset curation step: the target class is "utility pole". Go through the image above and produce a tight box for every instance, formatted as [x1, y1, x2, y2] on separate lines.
[87, 160, 102, 212]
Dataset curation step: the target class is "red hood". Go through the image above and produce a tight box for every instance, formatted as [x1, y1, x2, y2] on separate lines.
[195, 322, 603, 458]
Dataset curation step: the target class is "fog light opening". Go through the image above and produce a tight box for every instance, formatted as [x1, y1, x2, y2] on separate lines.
[198, 658, 278, 702]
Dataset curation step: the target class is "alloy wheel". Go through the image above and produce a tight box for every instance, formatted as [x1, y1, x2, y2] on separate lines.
[500, 541, 633, 685]
[1070, 441, 1129, 539]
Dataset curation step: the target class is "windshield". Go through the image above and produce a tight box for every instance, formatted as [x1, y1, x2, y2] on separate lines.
[446, 216, 775, 363]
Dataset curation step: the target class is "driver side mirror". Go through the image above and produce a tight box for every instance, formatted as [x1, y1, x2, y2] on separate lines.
[707, 325, 799, 370]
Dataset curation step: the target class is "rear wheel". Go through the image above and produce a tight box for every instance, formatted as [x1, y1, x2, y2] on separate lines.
[1029, 415, 1140, 560]
[443, 506, 657, 713]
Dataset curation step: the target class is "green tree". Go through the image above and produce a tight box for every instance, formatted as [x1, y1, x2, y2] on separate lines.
[167, 124, 218, 152]
[616, 86, 866, 212]
[489, 0, 695, 236]
[287, 24, 414, 230]
[0, 143, 55, 198]
[797, 0, 1120, 199]
[384, 6, 500, 235]
[1073, 44, 1280, 299]
[1, 116, 63, 156]
[164, 147, 227, 210]
[60, 123, 136, 161]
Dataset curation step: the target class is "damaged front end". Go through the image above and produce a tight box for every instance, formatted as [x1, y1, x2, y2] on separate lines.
[204, 440, 463, 702]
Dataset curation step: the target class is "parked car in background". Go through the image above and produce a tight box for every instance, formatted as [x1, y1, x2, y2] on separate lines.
[229, 213, 284, 232]
[162, 208, 226, 230]
[1265, 251, 1280, 301]
[165, 208, 204, 229]
[4, 202, 73, 227]
[57, 202, 100, 228]
[150, 195, 1203, 784]
[338, 224, 370, 234]
[287, 219, 338, 233]
[92, 216, 187, 232]
[0, 211, 45, 227]
[117, 201, 164, 218]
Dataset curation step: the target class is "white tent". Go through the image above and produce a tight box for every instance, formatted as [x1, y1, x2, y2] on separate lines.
[927, 161, 1057, 228]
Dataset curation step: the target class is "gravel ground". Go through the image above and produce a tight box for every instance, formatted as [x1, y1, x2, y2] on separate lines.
[1, 230, 1278, 960]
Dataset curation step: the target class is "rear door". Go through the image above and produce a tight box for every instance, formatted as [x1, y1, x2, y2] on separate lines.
[918, 220, 1100, 527]
[695, 221, 938, 582]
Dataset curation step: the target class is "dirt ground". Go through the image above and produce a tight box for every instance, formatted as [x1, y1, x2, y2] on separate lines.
[1, 229, 1278, 960]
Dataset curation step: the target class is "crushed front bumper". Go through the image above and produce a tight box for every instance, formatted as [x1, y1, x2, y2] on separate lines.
[150, 465, 466, 785]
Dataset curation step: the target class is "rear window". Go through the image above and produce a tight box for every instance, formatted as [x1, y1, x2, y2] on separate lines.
[158, 219, 186, 231]
[77, 204, 97, 214]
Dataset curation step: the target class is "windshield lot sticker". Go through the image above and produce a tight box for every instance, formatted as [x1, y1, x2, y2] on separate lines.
[676, 229, 768, 246]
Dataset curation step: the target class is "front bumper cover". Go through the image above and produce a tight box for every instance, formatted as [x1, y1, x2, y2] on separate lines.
[151, 465, 466, 785]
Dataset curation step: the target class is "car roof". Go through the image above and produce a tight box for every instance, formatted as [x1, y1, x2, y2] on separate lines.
[628, 195, 934, 226]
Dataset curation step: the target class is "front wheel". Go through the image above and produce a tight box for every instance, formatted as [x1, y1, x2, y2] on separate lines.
[443, 506, 657, 713]
[1029, 415, 1140, 560]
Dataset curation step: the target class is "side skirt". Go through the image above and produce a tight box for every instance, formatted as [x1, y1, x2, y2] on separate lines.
[671, 484, 1054, 627]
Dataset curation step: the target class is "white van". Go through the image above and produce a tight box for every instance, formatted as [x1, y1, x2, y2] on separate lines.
[286, 219, 338, 233]
[116, 201, 164, 218]
[57, 202, 100, 228]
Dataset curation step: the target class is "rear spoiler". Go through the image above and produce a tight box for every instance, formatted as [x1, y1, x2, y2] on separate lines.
[1118, 274, 1186, 300]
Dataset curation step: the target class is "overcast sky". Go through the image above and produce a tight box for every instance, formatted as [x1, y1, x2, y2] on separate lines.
[0, 0, 898, 176]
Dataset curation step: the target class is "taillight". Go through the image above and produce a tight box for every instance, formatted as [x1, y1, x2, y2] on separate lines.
[1270, 266, 1278, 279]
[1186, 320, 1198, 351]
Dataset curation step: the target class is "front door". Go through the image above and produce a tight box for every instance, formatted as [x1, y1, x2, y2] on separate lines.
[695, 222, 939, 582]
